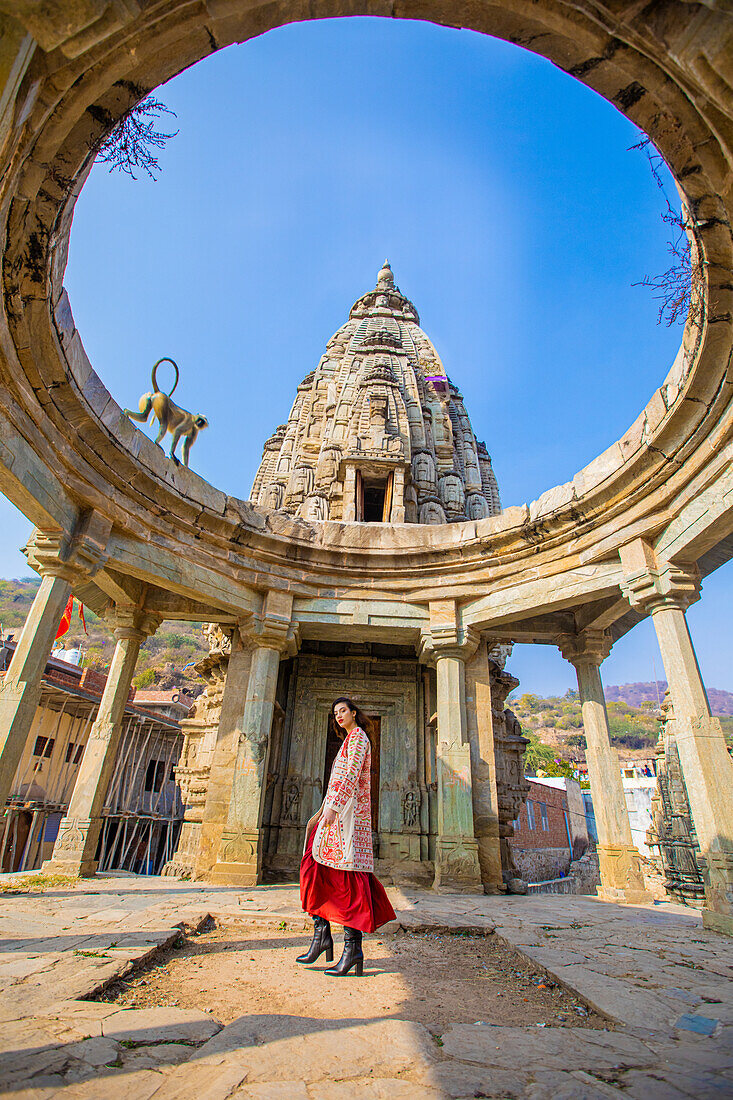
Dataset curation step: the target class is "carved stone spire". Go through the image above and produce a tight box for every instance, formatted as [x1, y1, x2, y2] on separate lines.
[251, 264, 501, 525]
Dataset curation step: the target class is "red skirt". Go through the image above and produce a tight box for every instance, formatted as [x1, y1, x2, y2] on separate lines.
[300, 829, 396, 934]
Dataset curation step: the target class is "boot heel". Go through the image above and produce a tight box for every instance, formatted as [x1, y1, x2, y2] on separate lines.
[354, 958, 363, 976]
[326, 945, 334, 962]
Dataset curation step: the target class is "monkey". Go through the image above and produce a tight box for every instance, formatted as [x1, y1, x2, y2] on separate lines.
[124, 358, 208, 468]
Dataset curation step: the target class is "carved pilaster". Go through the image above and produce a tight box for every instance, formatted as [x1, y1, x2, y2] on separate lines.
[559, 628, 650, 904]
[620, 544, 733, 933]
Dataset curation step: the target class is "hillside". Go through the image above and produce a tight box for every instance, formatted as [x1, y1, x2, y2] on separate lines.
[509, 687, 733, 776]
[0, 577, 208, 692]
[606, 680, 733, 716]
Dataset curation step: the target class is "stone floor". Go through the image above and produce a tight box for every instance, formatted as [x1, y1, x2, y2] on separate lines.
[0, 872, 731, 1099]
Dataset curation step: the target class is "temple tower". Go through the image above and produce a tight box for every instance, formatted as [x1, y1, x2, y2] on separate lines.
[172, 266, 527, 892]
[251, 262, 500, 524]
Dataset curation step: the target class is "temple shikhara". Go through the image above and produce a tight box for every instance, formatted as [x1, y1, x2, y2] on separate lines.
[250, 262, 500, 525]
[168, 266, 527, 890]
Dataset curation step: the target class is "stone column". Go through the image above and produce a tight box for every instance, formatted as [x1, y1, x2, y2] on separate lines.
[621, 542, 733, 935]
[559, 630, 650, 904]
[421, 600, 482, 893]
[465, 641, 503, 893]
[0, 524, 108, 811]
[210, 591, 298, 886]
[0, 573, 71, 809]
[43, 607, 159, 876]
[194, 629, 252, 878]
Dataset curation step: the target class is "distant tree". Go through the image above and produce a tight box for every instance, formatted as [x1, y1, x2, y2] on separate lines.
[96, 97, 178, 180]
[133, 667, 156, 689]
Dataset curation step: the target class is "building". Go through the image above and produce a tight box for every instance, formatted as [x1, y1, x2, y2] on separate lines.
[1, 643, 184, 875]
[250, 261, 501, 525]
[510, 778, 574, 883]
[132, 690, 194, 722]
[165, 268, 529, 890]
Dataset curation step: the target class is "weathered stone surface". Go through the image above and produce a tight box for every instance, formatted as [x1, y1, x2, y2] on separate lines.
[233, 1085, 309, 1100]
[65, 1036, 121, 1066]
[196, 1017, 436, 1083]
[102, 1007, 222, 1045]
[440, 1025, 652, 1071]
[310, 1079, 446, 1099]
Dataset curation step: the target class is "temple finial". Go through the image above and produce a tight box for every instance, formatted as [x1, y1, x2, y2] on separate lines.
[377, 259, 394, 289]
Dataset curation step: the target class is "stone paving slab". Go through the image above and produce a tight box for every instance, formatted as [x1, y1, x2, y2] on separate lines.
[0, 871, 731, 1097]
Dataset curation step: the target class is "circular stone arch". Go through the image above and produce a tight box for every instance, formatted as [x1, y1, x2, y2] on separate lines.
[0, 1, 732, 620]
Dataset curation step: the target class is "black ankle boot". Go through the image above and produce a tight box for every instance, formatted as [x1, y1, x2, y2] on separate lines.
[296, 916, 334, 964]
[324, 926, 364, 976]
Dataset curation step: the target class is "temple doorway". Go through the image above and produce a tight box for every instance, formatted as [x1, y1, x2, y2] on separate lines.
[323, 715, 381, 831]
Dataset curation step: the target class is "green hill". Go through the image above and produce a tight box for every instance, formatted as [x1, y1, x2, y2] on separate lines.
[0, 577, 208, 692]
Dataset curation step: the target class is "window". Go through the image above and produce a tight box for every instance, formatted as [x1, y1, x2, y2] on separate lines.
[144, 758, 166, 793]
[356, 470, 394, 522]
[540, 802, 549, 831]
[66, 742, 85, 764]
[526, 801, 536, 830]
[32, 736, 55, 758]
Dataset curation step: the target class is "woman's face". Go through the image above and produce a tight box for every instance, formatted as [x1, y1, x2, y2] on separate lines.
[334, 702, 356, 730]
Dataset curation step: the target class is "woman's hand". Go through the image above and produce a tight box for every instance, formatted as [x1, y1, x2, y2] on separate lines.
[322, 806, 338, 827]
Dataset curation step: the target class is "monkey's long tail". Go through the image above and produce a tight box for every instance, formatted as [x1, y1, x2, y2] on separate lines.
[151, 357, 179, 397]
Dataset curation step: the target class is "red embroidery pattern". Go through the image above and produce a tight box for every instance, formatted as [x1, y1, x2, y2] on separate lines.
[314, 727, 374, 872]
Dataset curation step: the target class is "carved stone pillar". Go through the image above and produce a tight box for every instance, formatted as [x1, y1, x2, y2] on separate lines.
[163, 625, 231, 878]
[487, 657, 530, 889]
[464, 641, 503, 893]
[209, 591, 298, 886]
[646, 693, 706, 906]
[0, 526, 107, 810]
[559, 629, 650, 905]
[43, 607, 159, 876]
[621, 541, 733, 935]
[421, 600, 482, 893]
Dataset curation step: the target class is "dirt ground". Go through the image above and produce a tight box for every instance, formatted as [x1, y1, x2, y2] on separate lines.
[97, 921, 609, 1035]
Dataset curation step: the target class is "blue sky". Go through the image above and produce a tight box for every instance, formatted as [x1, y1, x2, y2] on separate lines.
[1, 17, 729, 694]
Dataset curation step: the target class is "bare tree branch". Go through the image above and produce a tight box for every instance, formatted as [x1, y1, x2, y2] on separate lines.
[631, 136, 705, 328]
[96, 97, 178, 180]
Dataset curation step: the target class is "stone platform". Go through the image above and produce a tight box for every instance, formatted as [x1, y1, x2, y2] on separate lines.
[0, 872, 731, 1098]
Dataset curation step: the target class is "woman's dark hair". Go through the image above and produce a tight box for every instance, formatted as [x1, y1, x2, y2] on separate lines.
[331, 696, 373, 744]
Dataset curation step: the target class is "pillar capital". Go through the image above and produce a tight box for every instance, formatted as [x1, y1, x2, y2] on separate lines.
[105, 605, 161, 642]
[619, 539, 701, 614]
[558, 629, 612, 668]
[240, 591, 299, 657]
[621, 561, 701, 615]
[25, 513, 111, 584]
[419, 599, 480, 664]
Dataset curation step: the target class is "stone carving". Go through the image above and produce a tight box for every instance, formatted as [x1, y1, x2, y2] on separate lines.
[287, 464, 314, 503]
[439, 472, 466, 518]
[249, 264, 500, 524]
[412, 450, 436, 494]
[281, 780, 301, 825]
[402, 789, 419, 828]
[262, 482, 285, 511]
[466, 492, 489, 520]
[304, 493, 328, 521]
[489, 660, 530, 885]
[419, 500, 446, 525]
[646, 695, 705, 906]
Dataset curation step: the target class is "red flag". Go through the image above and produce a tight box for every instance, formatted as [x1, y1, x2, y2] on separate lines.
[55, 594, 73, 641]
[79, 602, 87, 634]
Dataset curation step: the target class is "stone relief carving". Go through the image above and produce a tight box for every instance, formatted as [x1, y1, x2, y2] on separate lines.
[419, 499, 446, 525]
[439, 472, 466, 518]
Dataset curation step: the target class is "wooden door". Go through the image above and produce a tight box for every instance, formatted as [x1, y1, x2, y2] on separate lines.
[323, 715, 381, 831]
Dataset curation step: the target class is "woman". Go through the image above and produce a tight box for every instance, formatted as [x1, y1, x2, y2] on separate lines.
[298, 697, 396, 976]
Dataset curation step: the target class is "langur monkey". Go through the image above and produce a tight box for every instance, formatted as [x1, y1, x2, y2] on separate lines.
[124, 358, 208, 468]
